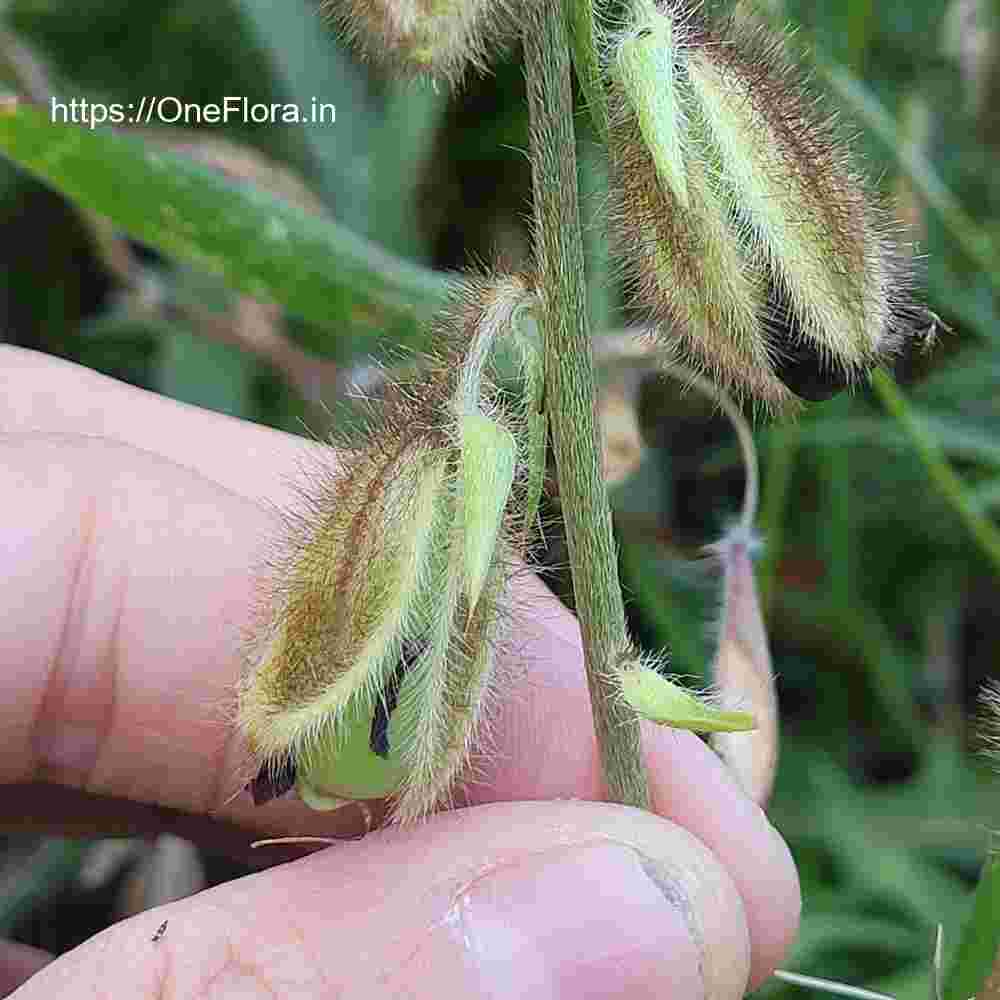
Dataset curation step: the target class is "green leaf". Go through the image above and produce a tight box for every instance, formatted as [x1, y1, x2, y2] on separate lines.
[0, 103, 448, 352]
[237, 0, 377, 230]
[157, 326, 257, 419]
[943, 847, 1000, 1000]
[776, 589, 925, 753]
[0, 839, 88, 936]
[788, 414, 1000, 470]
[972, 478, 1000, 513]
[370, 83, 448, 260]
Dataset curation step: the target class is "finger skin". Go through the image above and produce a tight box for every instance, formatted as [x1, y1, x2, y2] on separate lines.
[0, 940, 52, 997]
[10, 801, 749, 1000]
[0, 347, 799, 986]
[0, 345, 311, 506]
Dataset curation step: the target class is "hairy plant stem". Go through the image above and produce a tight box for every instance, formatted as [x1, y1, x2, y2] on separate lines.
[523, 0, 650, 810]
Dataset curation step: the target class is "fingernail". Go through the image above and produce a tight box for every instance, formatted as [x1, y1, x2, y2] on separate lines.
[446, 843, 705, 999]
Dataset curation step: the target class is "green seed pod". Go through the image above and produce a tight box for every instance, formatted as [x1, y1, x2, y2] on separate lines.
[389, 540, 509, 822]
[606, 1, 915, 408]
[239, 437, 452, 796]
[239, 271, 543, 823]
[608, 6, 785, 409]
[684, 28, 892, 375]
[296, 642, 423, 809]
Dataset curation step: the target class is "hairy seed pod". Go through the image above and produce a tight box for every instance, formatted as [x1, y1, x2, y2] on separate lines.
[240, 435, 452, 803]
[239, 271, 542, 823]
[324, 0, 514, 84]
[607, 10, 787, 409]
[606, 1, 915, 408]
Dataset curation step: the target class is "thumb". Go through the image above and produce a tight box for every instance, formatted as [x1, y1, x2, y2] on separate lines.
[12, 800, 751, 999]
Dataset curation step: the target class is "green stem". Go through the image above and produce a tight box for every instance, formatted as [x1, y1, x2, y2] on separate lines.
[871, 368, 1000, 577]
[577, 139, 613, 333]
[758, 421, 800, 617]
[524, 1, 650, 810]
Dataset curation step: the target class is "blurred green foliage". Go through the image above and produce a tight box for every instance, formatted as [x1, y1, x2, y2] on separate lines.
[0, 1, 998, 997]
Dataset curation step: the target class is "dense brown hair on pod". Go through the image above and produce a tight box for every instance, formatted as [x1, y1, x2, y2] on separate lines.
[605, 0, 919, 410]
[606, 78, 793, 411]
[238, 267, 541, 824]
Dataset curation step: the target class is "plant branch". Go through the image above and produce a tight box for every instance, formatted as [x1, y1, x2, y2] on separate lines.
[524, 0, 650, 810]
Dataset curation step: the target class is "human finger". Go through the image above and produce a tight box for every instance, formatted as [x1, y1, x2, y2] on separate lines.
[11, 800, 751, 1000]
[0, 940, 52, 997]
[1, 349, 799, 984]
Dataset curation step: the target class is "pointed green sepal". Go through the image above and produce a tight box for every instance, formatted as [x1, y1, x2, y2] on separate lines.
[520, 408, 547, 543]
[459, 412, 517, 615]
[614, 9, 689, 209]
[619, 666, 756, 733]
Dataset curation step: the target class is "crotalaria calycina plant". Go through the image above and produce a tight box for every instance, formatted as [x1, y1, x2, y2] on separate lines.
[239, 0, 921, 827]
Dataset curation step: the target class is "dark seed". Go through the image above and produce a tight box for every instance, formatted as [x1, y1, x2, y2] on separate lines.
[772, 340, 856, 401]
[763, 275, 858, 401]
[247, 757, 298, 806]
[370, 639, 425, 758]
